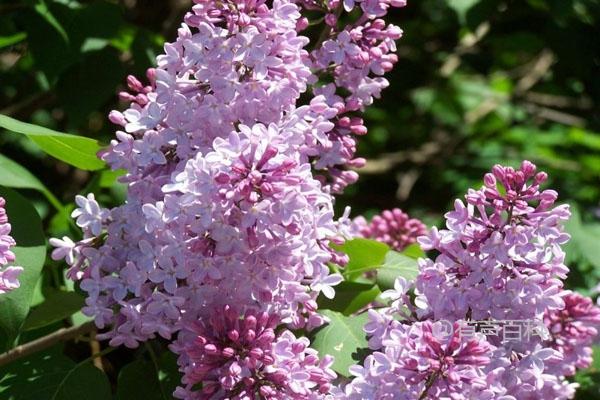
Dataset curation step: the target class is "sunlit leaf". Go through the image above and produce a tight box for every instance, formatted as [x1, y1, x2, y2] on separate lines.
[311, 310, 369, 376]
[0, 33, 27, 49]
[0, 114, 105, 171]
[376, 250, 419, 291]
[33, 0, 69, 43]
[335, 238, 390, 281]
[0, 153, 63, 210]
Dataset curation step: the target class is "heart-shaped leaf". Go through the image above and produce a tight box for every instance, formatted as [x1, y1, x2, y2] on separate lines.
[311, 310, 369, 376]
[318, 281, 381, 316]
[335, 238, 390, 281]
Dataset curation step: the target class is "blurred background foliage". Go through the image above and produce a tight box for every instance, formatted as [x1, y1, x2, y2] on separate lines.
[0, 0, 600, 397]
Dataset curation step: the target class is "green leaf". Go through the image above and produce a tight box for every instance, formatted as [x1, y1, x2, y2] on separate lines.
[0, 114, 105, 171]
[564, 205, 600, 269]
[0, 187, 46, 352]
[402, 243, 425, 259]
[311, 310, 369, 376]
[318, 281, 381, 316]
[336, 238, 390, 281]
[158, 351, 180, 397]
[448, 0, 481, 24]
[33, 0, 69, 43]
[117, 359, 167, 400]
[591, 345, 600, 372]
[0, 153, 63, 211]
[0, 33, 27, 49]
[23, 291, 85, 331]
[50, 363, 111, 400]
[0, 349, 111, 400]
[577, 224, 600, 269]
[20, 4, 76, 80]
[376, 250, 419, 291]
[563, 205, 583, 265]
[99, 169, 126, 188]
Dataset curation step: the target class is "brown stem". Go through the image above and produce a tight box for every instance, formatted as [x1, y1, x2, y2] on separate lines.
[90, 330, 104, 371]
[0, 322, 95, 368]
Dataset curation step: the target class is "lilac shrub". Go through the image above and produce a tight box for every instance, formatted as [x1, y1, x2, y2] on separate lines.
[337, 162, 600, 399]
[0, 197, 22, 294]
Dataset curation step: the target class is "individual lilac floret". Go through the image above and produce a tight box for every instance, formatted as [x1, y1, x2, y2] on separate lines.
[543, 291, 600, 376]
[416, 161, 570, 321]
[171, 305, 336, 400]
[0, 197, 23, 294]
[352, 208, 427, 251]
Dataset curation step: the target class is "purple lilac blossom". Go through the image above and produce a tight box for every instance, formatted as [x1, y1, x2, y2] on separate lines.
[171, 305, 336, 399]
[336, 162, 600, 399]
[351, 208, 427, 251]
[415, 160, 570, 321]
[0, 197, 22, 294]
[51, 0, 406, 366]
[543, 291, 600, 376]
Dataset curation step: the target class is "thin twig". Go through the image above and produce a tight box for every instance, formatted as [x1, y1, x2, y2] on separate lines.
[0, 322, 95, 367]
[465, 49, 555, 125]
[524, 103, 586, 127]
[90, 330, 104, 371]
[357, 132, 451, 174]
[440, 22, 490, 77]
[396, 169, 421, 201]
[514, 50, 555, 94]
[524, 92, 592, 110]
[0, 92, 55, 119]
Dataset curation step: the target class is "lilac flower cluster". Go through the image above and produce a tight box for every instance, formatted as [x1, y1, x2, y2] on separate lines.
[0, 197, 22, 294]
[543, 291, 600, 376]
[171, 305, 335, 399]
[337, 162, 600, 399]
[307, 2, 404, 192]
[416, 160, 569, 321]
[352, 208, 427, 251]
[51, 0, 407, 397]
